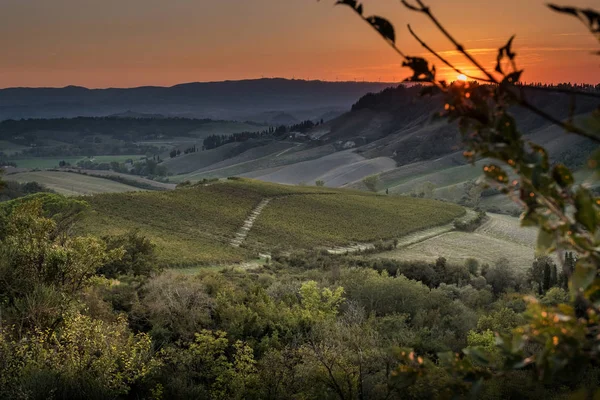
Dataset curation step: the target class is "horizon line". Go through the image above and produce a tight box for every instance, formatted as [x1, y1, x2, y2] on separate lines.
[0, 77, 402, 91]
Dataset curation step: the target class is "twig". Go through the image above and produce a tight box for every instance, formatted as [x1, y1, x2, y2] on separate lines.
[402, 0, 498, 83]
[407, 24, 493, 83]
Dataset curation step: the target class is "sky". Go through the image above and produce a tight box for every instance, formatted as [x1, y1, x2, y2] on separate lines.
[0, 0, 598, 88]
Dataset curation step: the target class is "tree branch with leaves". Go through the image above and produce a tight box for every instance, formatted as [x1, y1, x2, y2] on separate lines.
[324, 0, 600, 395]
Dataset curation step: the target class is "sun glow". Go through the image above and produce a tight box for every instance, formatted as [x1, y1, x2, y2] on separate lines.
[457, 74, 468, 82]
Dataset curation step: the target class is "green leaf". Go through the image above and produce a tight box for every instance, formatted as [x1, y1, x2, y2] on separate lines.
[536, 228, 555, 255]
[366, 16, 395, 43]
[552, 164, 575, 188]
[575, 187, 598, 233]
[571, 260, 597, 295]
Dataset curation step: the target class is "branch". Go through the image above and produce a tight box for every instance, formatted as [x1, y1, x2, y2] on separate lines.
[514, 95, 600, 143]
[407, 24, 494, 83]
[401, 0, 498, 83]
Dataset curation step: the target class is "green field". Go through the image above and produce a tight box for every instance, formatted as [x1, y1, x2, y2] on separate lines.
[5, 171, 144, 195]
[11, 155, 143, 169]
[250, 193, 465, 249]
[74, 179, 466, 266]
[71, 179, 464, 267]
[77, 182, 267, 266]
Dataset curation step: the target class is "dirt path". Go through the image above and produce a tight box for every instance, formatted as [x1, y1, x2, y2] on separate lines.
[231, 198, 272, 247]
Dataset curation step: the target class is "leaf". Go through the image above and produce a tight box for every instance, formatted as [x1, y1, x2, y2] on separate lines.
[334, 0, 363, 15]
[529, 142, 549, 170]
[547, 4, 578, 16]
[495, 35, 517, 75]
[501, 71, 523, 85]
[536, 228, 555, 255]
[552, 164, 575, 188]
[402, 57, 435, 82]
[570, 259, 597, 295]
[366, 16, 395, 43]
[575, 187, 598, 233]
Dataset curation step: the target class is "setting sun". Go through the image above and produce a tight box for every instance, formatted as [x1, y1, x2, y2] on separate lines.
[457, 74, 468, 82]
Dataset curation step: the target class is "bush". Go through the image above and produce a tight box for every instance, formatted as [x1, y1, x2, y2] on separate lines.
[0, 313, 157, 400]
[100, 230, 158, 278]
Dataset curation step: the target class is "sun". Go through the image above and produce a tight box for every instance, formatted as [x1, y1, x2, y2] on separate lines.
[457, 74, 468, 82]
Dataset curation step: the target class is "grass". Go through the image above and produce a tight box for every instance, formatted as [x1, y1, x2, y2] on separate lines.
[5, 171, 143, 195]
[74, 178, 466, 267]
[11, 155, 143, 169]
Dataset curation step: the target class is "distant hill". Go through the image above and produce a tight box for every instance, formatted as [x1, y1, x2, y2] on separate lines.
[0, 79, 396, 122]
[3, 83, 596, 204]
[313, 85, 599, 165]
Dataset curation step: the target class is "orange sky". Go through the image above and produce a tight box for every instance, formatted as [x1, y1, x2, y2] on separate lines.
[0, 0, 598, 88]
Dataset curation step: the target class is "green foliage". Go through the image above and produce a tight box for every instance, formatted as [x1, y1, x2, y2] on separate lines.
[157, 330, 257, 399]
[333, 0, 600, 393]
[362, 174, 380, 192]
[315, 179, 325, 187]
[0, 313, 157, 400]
[0, 200, 122, 332]
[298, 280, 344, 322]
[100, 230, 159, 278]
[0, 180, 53, 202]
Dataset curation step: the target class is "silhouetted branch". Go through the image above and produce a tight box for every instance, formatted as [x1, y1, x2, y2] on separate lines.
[401, 0, 497, 82]
[407, 25, 493, 83]
[400, 0, 600, 143]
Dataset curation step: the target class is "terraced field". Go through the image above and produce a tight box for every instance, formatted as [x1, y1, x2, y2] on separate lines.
[5, 171, 143, 195]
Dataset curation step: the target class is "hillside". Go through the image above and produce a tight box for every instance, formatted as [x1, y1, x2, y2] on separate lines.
[0, 79, 395, 122]
[76, 179, 465, 267]
[161, 85, 598, 193]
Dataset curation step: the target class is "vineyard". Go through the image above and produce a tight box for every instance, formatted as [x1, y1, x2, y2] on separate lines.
[249, 191, 466, 249]
[75, 178, 466, 266]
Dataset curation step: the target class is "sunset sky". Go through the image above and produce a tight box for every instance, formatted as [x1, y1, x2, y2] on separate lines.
[1, 0, 598, 88]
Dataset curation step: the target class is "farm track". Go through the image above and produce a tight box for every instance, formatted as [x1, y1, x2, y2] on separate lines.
[231, 198, 272, 247]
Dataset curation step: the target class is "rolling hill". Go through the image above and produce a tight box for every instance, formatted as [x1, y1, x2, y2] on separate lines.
[0, 79, 395, 122]
[75, 179, 466, 267]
